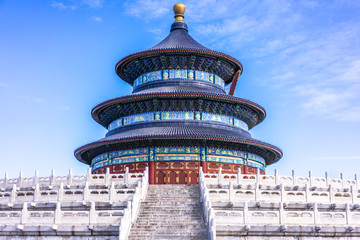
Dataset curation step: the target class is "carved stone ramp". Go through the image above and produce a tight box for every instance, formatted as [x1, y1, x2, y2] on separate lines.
[128, 184, 209, 240]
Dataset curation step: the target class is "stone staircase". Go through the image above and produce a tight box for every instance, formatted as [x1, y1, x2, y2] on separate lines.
[128, 184, 209, 240]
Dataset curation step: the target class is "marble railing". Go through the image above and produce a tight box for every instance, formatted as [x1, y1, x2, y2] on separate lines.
[206, 182, 360, 204]
[201, 168, 360, 236]
[203, 168, 360, 204]
[199, 167, 216, 240]
[204, 168, 359, 189]
[0, 168, 149, 240]
[0, 168, 144, 188]
[0, 201, 128, 225]
[213, 202, 360, 226]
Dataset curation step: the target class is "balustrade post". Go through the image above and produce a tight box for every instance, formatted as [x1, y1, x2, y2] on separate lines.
[20, 203, 27, 224]
[243, 202, 248, 224]
[199, 166, 203, 185]
[308, 171, 312, 188]
[279, 202, 284, 224]
[280, 184, 284, 202]
[18, 171, 23, 187]
[34, 183, 40, 202]
[50, 169, 56, 185]
[292, 170, 297, 185]
[33, 170, 39, 185]
[313, 203, 318, 225]
[237, 168, 242, 185]
[351, 185, 356, 204]
[109, 182, 115, 202]
[54, 202, 61, 224]
[67, 169, 73, 186]
[86, 168, 92, 183]
[305, 183, 309, 202]
[4, 172, 8, 186]
[274, 169, 279, 185]
[346, 203, 352, 225]
[105, 167, 111, 185]
[89, 201, 96, 225]
[210, 217, 216, 240]
[329, 184, 333, 203]
[325, 172, 330, 188]
[256, 168, 260, 183]
[217, 167, 222, 185]
[124, 167, 129, 184]
[209, 211, 216, 240]
[229, 181, 234, 202]
[144, 166, 149, 184]
[255, 182, 259, 201]
[127, 200, 132, 223]
[11, 184, 16, 203]
[83, 181, 89, 202]
[58, 182, 64, 202]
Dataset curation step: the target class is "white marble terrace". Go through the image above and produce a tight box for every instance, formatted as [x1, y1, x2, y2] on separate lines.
[2, 167, 360, 239]
[199, 167, 360, 239]
[0, 167, 149, 240]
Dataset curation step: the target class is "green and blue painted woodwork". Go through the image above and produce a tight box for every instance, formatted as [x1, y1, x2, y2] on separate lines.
[133, 69, 225, 89]
[91, 146, 265, 171]
[107, 111, 249, 132]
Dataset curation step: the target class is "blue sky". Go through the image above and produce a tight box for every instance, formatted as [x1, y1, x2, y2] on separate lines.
[0, 0, 359, 179]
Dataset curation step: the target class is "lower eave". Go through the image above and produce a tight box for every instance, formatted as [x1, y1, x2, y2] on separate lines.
[75, 127, 282, 166]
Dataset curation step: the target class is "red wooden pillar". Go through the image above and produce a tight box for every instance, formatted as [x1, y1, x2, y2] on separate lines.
[201, 160, 207, 173]
[149, 161, 155, 184]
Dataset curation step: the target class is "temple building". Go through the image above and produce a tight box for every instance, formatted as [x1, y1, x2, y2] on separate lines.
[1, 4, 359, 240]
[74, 3, 282, 184]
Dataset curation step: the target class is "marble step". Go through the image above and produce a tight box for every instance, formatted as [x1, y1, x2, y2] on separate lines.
[131, 225, 207, 231]
[134, 219, 204, 225]
[146, 193, 199, 196]
[141, 202, 201, 207]
[137, 212, 203, 217]
[129, 185, 208, 240]
[144, 197, 200, 201]
[139, 206, 202, 210]
[129, 233, 209, 240]
[129, 230, 208, 236]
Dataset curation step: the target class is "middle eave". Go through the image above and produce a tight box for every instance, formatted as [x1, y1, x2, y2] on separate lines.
[91, 91, 266, 130]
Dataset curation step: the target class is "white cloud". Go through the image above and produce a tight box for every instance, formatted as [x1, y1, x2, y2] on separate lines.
[51, 0, 104, 10]
[50, 1, 77, 10]
[124, 0, 170, 19]
[91, 16, 102, 22]
[20, 95, 45, 104]
[82, 0, 104, 8]
[123, 0, 360, 122]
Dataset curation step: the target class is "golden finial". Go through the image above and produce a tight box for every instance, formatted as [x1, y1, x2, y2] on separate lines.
[173, 3, 185, 23]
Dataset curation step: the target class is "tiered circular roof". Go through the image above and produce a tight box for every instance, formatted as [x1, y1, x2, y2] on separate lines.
[75, 4, 282, 167]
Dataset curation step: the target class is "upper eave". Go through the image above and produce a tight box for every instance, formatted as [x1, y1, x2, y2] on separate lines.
[115, 23, 243, 84]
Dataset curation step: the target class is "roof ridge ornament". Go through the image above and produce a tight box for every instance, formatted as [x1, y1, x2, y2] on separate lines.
[173, 3, 185, 23]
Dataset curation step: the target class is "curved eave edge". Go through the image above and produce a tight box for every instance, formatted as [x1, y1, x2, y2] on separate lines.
[91, 93, 266, 128]
[115, 48, 243, 84]
[74, 136, 282, 166]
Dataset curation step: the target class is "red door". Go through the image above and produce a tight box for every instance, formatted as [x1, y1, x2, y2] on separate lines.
[169, 171, 176, 184]
[157, 171, 165, 184]
[179, 171, 186, 184]
[189, 171, 198, 184]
